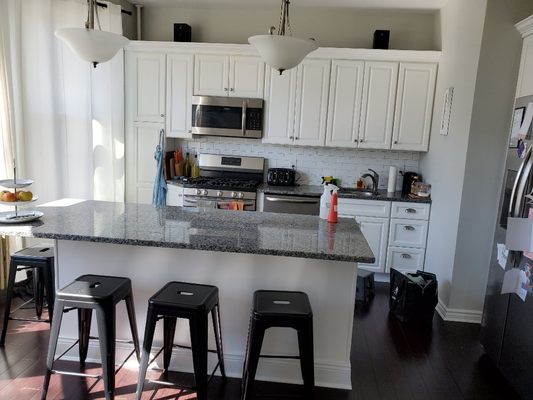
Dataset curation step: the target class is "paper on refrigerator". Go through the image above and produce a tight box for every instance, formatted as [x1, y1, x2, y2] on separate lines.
[517, 102, 533, 140]
[501, 268, 528, 301]
[497, 243, 508, 270]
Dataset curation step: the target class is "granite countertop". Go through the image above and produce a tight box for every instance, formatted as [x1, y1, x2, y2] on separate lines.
[0, 200, 374, 263]
[259, 184, 432, 204]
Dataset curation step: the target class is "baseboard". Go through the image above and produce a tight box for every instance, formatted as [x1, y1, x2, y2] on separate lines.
[55, 337, 352, 390]
[436, 299, 482, 324]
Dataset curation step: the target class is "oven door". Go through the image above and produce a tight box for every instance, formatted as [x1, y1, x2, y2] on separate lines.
[183, 196, 256, 211]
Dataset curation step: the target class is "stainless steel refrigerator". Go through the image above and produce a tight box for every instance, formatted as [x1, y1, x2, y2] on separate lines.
[481, 94, 533, 399]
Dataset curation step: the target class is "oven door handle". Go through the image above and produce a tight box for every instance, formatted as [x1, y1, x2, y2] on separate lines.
[265, 196, 320, 204]
[217, 200, 255, 207]
[242, 99, 247, 137]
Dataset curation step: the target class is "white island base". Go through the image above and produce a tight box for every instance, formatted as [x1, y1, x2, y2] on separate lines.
[53, 239, 358, 390]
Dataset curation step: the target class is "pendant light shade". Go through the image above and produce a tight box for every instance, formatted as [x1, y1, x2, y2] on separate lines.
[248, 35, 317, 75]
[248, 0, 317, 75]
[55, 28, 128, 66]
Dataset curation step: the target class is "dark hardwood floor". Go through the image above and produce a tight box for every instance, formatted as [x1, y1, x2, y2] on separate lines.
[0, 283, 520, 399]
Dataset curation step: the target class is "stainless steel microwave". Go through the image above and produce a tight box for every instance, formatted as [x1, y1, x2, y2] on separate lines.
[191, 96, 263, 139]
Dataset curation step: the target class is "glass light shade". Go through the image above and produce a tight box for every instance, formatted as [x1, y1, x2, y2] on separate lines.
[55, 28, 129, 65]
[248, 35, 318, 73]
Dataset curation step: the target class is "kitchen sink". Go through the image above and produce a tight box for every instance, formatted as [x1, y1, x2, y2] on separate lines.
[338, 188, 378, 197]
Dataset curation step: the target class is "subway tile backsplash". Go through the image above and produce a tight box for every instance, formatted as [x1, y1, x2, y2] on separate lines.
[174, 137, 420, 190]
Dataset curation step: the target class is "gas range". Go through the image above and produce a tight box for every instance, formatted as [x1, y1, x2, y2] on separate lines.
[182, 154, 264, 210]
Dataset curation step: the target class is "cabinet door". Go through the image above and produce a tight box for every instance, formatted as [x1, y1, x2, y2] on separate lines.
[326, 60, 364, 148]
[229, 56, 265, 98]
[392, 63, 437, 151]
[125, 123, 162, 204]
[166, 54, 193, 138]
[262, 67, 297, 145]
[359, 61, 398, 149]
[126, 52, 166, 123]
[166, 184, 184, 207]
[386, 246, 425, 273]
[194, 54, 230, 96]
[355, 216, 389, 273]
[517, 35, 533, 97]
[293, 59, 331, 146]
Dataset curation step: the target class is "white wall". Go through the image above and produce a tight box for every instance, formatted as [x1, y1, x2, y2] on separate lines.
[419, 0, 488, 307]
[141, 6, 438, 50]
[174, 137, 419, 189]
[450, 0, 533, 312]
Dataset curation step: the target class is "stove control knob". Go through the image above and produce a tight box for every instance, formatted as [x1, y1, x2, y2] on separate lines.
[202, 189, 209, 196]
[196, 189, 202, 195]
[230, 192, 237, 198]
[237, 192, 244, 199]
[217, 191, 223, 197]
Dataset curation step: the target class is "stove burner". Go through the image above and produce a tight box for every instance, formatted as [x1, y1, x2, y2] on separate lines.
[182, 177, 261, 191]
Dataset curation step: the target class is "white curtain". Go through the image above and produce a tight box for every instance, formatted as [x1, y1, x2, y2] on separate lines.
[2, 0, 125, 203]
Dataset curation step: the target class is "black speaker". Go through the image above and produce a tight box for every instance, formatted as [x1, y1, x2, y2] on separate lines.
[373, 30, 390, 49]
[174, 23, 192, 42]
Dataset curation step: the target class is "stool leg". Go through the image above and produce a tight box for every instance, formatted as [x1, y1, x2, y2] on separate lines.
[163, 316, 177, 372]
[0, 259, 17, 346]
[241, 319, 265, 400]
[96, 306, 116, 400]
[211, 303, 226, 379]
[43, 260, 55, 322]
[125, 294, 141, 362]
[41, 300, 64, 400]
[33, 267, 44, 319]
[78, 308, 93, 366]
[135, 306, 157, 400]
[297, 318, 315, 398]
[190, 314, 208, 400]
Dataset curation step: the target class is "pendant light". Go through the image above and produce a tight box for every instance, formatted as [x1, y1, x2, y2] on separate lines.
[248, 0, 318, 75]
[55, 0, 129, 68]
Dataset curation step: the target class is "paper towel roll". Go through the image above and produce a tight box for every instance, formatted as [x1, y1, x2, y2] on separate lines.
[387, 166, 398, 193]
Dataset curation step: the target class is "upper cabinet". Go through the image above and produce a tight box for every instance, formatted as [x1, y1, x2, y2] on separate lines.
[126, 52, 166, 124]
[166, 54, 194, 138]
[359, 61, 399, 149]
[392, 63, 437, 151]
[194, 54, 265, 98]
[517, 35, 533, 97]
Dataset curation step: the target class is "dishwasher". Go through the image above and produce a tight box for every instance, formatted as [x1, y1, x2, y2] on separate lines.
[262, 194, 320, 215]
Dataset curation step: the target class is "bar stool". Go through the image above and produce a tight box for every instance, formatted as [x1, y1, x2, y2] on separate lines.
[0, 244, 55, 346]
[41, 274, 140, 400]
[135, 281, 226, 400]
[241, 290, 314, 400]
[356, 269, 375, 304]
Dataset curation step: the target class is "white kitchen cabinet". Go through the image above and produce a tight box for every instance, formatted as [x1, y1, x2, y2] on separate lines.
[125, 123, 162, 204]
[391, 202, 431, 220]
[392, 63, 437, 151]
[325, 60, 365, 148]
[166, 54, 193, 138]
[263, 67, 297, 144]
[355, 216, 390, 273]
[194, 54, 264, 98]
[517, 35, 533, 97]
[388, 218, 428, 248]
[359, 61, 398, 149]
[386, 247, 425, 273]
[337, 199, 391, 218]
[166, 184, 184, 207]
[125, 51, 166, 124]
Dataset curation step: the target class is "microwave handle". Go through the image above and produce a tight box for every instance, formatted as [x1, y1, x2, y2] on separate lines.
[242, 99, 247, 137]
[510, 144, 532, 217]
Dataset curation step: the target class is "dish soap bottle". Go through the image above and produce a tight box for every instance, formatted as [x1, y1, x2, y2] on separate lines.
[184, 152, 191, 177]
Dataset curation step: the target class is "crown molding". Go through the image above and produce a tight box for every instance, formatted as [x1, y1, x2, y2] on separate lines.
[516, 15, 533, 38]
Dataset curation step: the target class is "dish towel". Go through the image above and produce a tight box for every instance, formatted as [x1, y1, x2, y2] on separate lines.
[152, 130, 167, 206]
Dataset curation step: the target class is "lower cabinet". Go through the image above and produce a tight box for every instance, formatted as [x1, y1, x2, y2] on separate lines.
[167, 184, 184, 207]
[354, 216, 390, 273]
[386, 247, 425, 273]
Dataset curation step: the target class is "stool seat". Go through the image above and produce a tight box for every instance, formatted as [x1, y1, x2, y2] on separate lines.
[254, 290, 312, 318]
[57, 275, 131, 304]
[149, 281, 218, 311]
[11, 245, 54, 262]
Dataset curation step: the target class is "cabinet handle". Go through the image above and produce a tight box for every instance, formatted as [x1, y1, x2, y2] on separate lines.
[406, 208, 417, 214]
[294, 136, 299, 140]
[401, 253, 412, 259]
[224, 88, 229, 91]
[160, 114, 165, 117]
[403, 225, 415, 231]
[230, 88, 235, 92]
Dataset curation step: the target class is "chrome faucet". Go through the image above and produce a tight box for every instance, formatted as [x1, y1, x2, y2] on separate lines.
[361, 169, 380, 193]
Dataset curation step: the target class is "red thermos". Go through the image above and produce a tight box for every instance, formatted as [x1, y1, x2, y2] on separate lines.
[328, 191, 338, 223]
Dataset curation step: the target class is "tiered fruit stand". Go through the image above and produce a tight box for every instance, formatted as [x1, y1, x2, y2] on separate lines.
[0, 175, 42, 223]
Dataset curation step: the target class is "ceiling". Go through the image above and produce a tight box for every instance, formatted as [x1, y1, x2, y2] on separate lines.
[133, 0, 445, 10]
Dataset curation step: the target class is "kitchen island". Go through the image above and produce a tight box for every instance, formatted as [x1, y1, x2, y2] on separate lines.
[0, 199, 374, 389]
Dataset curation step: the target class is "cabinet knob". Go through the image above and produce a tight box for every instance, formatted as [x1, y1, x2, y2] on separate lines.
[188, 130, 192, 133]
[394, 140, 398, 144]
[160, 114, 165, 117]
[230, 88, 235, 92]
[289, 136, 294, 140]
[224, 88, 229, 91]
[294, 136, 299, 140]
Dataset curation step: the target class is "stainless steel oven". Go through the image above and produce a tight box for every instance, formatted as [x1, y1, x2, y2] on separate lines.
[191, 96, 263, 139]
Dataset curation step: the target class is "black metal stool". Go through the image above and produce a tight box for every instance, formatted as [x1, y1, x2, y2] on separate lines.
[241, 290, 314, 400]
[356, 269, 375, 304]
[0, 244, 55, 346]
[135, 281, 226, 400]
[41, 274, 140, 400]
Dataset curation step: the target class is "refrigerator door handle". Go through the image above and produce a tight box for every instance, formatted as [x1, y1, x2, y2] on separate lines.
[510, 145, 532, 217]
[513, 145, 533, 218]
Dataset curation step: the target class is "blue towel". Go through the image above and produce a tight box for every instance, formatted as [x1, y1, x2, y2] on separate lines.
[152, 130, 167, 206]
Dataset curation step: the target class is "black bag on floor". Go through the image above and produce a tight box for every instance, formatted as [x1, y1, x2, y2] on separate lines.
[389, 268, 438, 322]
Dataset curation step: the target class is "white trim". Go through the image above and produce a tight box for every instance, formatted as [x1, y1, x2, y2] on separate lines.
[55, 338, 352, 390]
[436, 299, 482, 324]
[125, 41, 442, 63]
[516, 15, 533, 38]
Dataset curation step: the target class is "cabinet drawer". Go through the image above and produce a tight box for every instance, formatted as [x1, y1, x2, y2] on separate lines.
[389, 219, 428, 248]
[167, 185, 184, 207]
[391, 202, 430, 220]
[337, 199, 391, 218]
[386, 247, 425, 273]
